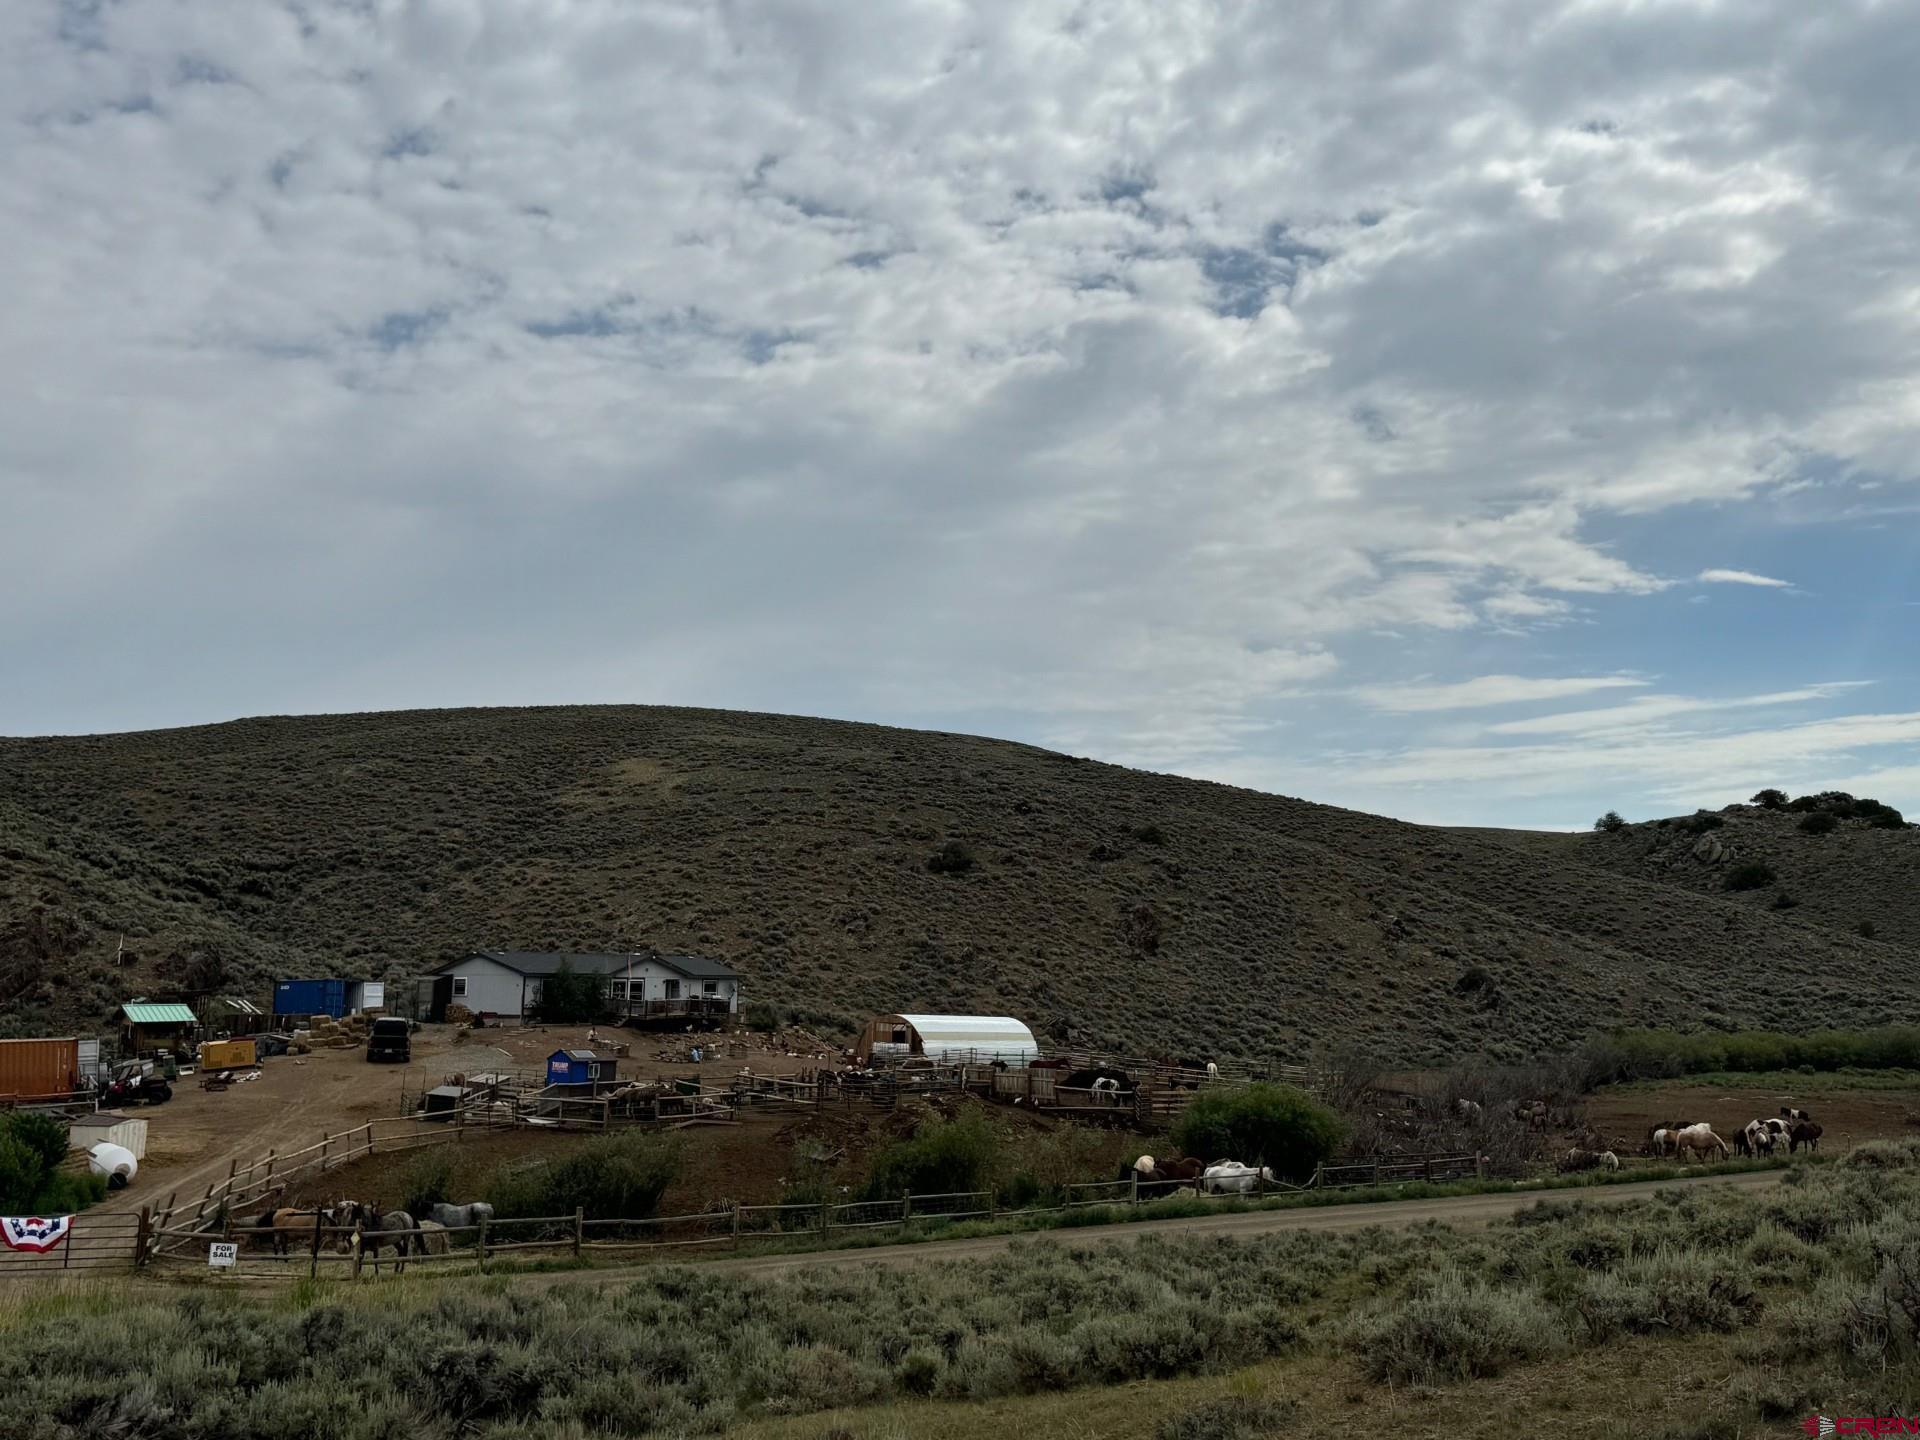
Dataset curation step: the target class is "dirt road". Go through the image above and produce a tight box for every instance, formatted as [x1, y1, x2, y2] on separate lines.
[507, 1168, 1785, 1289]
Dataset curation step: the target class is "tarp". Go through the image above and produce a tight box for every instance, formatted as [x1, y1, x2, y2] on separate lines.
[1, 1216, 73, 1252]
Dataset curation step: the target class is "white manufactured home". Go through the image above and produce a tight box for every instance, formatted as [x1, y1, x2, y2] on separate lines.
[419, 950, 740, 1025]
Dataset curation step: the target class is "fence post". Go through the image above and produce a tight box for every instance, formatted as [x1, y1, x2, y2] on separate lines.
[902, 1193, 913, 1223]
[1130, 1171, 1139, 1206]
[732, 1204, 742, 1248]
[134, 1206, 152, 1268]
[819, 1201, 830, 1238]
[310, 1208, 324, 1278]
[478, 1215, 490, 1271]
[573, 1207, 584, 1257]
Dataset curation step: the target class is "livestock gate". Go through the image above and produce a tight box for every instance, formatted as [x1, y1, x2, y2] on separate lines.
[0, 1207, 160, 1280]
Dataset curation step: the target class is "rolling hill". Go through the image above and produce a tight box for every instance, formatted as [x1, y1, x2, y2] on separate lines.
[1557, 797, 1920, 951]
[3, 706, 1916, 1064]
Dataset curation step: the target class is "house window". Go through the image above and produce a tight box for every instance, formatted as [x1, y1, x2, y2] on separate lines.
[663, 979, 681, 1000]
[609, 980, 626, 999]
[451, 977, 468, 998]
[702, 981, 718, 995]
[527, 980, 543, 1002]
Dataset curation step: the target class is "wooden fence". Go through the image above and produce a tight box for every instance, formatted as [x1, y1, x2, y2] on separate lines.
[139, 1150, 1484, 1282]
[152, 1116, 475, 1255]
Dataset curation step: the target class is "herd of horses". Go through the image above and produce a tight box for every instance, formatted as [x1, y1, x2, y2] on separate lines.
[1116, 1154, 1279, 1194]
[236, 1199, 496, 1272]
[1645, 1107, 1822, 1161]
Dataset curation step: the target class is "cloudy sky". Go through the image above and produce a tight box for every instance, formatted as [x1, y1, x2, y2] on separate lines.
[4, 1, 1918, 828]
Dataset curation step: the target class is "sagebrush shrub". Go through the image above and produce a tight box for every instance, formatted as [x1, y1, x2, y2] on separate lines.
[1344, 1271, 1565, 1382]
[1157, 1394, 1299, 1440]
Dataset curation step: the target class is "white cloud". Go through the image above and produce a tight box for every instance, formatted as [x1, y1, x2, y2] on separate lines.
[1355, 675, 1648, 713]
[1699, 568, 1793, 588]
[1486, 683, 1872, 736]
[0, 0, 1917, 826]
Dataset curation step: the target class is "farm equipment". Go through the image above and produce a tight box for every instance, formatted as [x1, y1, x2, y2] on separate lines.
[101, 1059, 173, 1106]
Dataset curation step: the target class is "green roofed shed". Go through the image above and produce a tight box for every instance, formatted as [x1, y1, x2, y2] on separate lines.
[120, 1003, 198, 1026]
[119, 1001, 199, 1057]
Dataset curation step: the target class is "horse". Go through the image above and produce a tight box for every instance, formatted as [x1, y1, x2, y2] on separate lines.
[1674, 1124, 1729, 1161]
[1558, 1148, 1608, 1173]
[1454, 1098, 1483, 1124]
[1739, 1120, 1772, 1158]
[1789, 1120, 1823, 1154]
[1780, 1106, 1812, 1124]
[264, 1203, 352, 1257]
[425, 1201, 494, 1231]
[1200, 1162, 1277, 1195]
[349, 1205, 416, 1275]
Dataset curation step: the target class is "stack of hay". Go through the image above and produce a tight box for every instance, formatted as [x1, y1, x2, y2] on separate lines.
[306, 1014, 360, 1049]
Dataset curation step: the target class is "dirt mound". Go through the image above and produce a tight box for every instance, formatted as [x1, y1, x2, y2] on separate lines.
[3, 706, 1917, 1063]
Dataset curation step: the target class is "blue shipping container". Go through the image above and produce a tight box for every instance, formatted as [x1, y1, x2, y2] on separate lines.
[274, 979, 348, 1019]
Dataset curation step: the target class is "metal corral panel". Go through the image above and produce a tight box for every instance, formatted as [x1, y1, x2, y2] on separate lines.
[895, 1015, 1039, 1065]
[0, 1038, 80, 1097]
[68, 1112, 148, 1160]
[78, 1039, 102, 1085]
[274, 979, 347, 1018]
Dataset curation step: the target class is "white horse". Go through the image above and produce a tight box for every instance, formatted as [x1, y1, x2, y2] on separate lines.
[1200, 1162, 1277, 1195]
[1741, 1120, 1774, 1157]
[1132, 1154, 1157, 1177]
[1599, 1151, 1619, 1171]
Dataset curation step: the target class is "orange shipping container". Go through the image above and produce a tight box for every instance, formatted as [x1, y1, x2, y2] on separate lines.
[0, 1037, 81, 1098]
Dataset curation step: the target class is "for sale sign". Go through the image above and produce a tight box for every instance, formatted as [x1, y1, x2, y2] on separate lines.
[208, 1242, 237, 1268]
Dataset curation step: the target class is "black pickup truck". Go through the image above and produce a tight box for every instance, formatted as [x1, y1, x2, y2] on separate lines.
[365, 1017, 412, 1063]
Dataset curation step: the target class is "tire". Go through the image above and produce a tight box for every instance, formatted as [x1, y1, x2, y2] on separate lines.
[148, 1084, 172, 1104]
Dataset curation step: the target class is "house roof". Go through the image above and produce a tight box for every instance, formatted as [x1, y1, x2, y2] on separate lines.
[437, 950, 739, 980]
[655, 952, 737, 980]
[552, 1049, 599, 1062]
[121, 1002, 198, 1026]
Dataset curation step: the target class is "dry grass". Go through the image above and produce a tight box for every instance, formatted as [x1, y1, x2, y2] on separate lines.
[3, 705, 1917, 1062]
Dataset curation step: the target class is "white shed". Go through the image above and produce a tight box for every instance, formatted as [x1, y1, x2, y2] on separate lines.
[68, 1111, 148, 1161]
[853, 1014, 1039, 1066]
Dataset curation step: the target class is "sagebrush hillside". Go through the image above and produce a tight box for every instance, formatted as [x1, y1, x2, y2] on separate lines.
[3, 707, 1917, 1064]
[1562, 795, 1920, 949]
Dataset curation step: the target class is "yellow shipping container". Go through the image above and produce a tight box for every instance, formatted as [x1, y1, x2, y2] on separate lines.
[199, 1038, 257, 1069]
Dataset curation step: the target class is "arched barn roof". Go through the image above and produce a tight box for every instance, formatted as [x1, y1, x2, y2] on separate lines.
[893, 1014, 1039, 1063]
